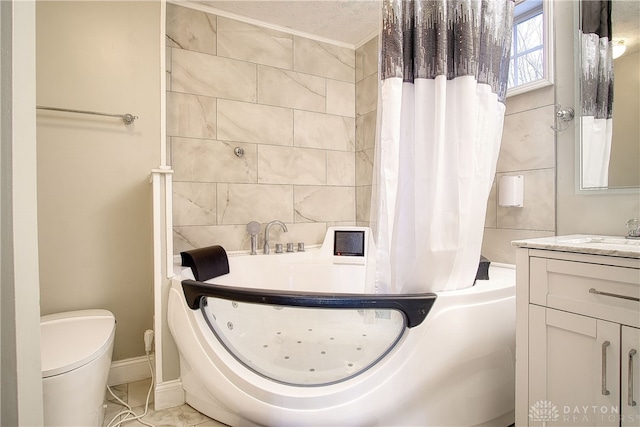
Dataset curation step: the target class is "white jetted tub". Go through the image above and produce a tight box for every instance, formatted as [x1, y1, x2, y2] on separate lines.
[168, 227, 515, 426]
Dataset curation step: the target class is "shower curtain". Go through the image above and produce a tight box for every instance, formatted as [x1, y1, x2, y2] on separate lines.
[580, 0, 613, 189]
[370, 0, 514, 294]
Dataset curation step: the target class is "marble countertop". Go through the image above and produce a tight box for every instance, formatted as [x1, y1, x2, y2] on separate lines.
[512, 234, 640, 259]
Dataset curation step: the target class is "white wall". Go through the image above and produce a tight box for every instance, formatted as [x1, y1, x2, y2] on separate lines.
[36, 1, 161, 360]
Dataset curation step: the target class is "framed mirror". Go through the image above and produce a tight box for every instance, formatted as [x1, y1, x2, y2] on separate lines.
[576, 0, 640, 191]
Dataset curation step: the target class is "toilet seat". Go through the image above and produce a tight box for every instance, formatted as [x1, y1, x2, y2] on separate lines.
[41, 309, 116, 378]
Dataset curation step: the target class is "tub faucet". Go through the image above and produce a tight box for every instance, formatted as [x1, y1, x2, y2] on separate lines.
[264, 220, 288, 254]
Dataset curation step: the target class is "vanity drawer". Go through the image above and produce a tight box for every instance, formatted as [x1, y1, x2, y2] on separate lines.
[530, 257, 640, 327]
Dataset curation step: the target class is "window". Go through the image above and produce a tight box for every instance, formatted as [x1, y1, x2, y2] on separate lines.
[507, 0, 553, 97]
[510, 4, 543, 87]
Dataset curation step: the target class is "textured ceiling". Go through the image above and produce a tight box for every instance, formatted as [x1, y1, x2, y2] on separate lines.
[192, 1, 638, 55]
[193, 1, 382, 46]
[612, 0, 640, 55]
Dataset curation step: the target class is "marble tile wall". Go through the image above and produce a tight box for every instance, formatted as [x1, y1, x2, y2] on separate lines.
[167, 3, 552, 263]
[482, 85, 557, 264]
[355, 37, 378, 227]
[167, 4, 358, 253]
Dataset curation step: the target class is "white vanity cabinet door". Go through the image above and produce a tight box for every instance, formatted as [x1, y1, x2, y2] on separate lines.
[622, 326, 640, 427]
[528, 305, 620, 426]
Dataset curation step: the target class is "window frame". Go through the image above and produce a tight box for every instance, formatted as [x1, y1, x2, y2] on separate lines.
[507, 0, 554, 98]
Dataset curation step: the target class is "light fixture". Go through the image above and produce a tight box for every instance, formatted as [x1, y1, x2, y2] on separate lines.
[498, 175, 524, 208]
[612, 40, 626, 59]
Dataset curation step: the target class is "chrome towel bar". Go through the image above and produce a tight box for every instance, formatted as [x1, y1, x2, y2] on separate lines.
[36, 105, 138, 125]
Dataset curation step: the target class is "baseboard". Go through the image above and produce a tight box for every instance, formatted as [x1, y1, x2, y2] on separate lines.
[108, 355, 154, 386]
[154, 379, 185, 410]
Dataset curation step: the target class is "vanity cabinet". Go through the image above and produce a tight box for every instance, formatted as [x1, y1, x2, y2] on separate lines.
[514, 239, 640, 427]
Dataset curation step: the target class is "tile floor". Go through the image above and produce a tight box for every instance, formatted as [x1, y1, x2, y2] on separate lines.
[103, 379, 228, 427]
[104, 379, 516, 427]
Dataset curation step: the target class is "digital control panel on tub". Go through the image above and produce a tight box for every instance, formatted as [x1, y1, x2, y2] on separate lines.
[333, 230, 365, 257]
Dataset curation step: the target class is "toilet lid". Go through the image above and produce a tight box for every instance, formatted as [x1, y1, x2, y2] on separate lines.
[41, 309, 116, 378]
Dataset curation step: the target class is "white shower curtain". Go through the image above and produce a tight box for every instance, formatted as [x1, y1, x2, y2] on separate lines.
[370, 0, 514, 294]
[580, 0, 613, 189]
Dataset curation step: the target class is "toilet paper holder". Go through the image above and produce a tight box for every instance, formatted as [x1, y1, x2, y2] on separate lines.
[499, 175, 524, 207]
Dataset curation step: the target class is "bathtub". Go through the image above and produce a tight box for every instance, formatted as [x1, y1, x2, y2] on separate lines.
[168, 227, 516, 426]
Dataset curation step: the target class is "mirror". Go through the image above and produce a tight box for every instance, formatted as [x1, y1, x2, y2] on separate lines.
[577, 0, 640, 190]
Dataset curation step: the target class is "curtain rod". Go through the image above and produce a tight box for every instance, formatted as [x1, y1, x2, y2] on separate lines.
[36, 105, 138, 125]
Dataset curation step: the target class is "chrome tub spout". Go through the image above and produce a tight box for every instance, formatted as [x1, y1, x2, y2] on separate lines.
[264, 220, 288, 254]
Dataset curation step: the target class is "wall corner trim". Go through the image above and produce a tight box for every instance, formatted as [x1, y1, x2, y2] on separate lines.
[108, 355, 154, 387]
[154, 379, 185, 410]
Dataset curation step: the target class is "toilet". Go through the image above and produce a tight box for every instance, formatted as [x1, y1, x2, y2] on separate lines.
[41, 309, 116, 427]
